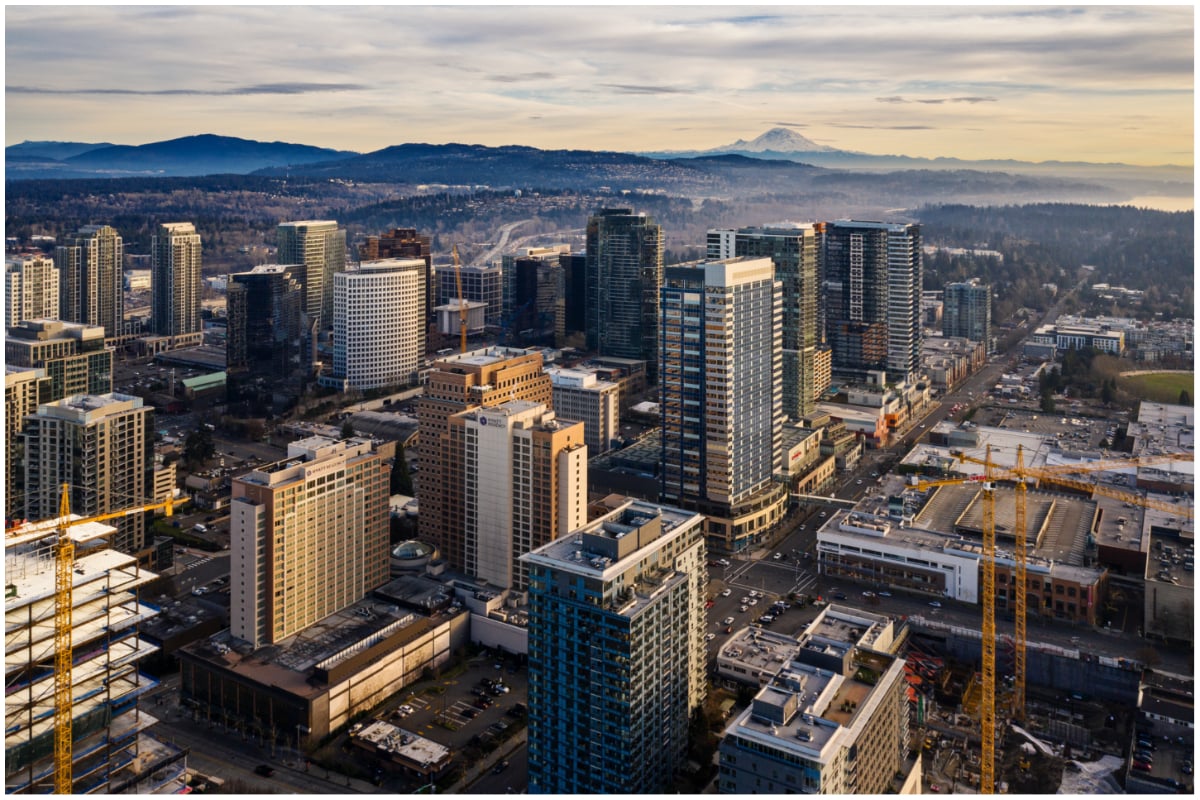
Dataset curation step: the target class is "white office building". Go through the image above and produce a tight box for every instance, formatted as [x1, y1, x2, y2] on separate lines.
[546, 366, 620, 456]
[331, 258, 425, 390]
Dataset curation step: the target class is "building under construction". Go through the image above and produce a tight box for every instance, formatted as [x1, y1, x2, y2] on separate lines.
[5, 515, 185, 793]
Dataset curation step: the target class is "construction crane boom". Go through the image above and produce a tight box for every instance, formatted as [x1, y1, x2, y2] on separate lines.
[7, 484, 185, 794]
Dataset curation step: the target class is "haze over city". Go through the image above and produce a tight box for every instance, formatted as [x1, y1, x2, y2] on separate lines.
[5, 4, 1194, 166]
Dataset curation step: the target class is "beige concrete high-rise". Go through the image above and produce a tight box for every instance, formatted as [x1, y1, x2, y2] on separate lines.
[277, 220, 346, 328]
[229, 436, 389, 648]
[546, 367, 620, 456]
[151, 222, 202, 336]
[5, 367, 49, 519]
[6, 255, 59, 328]
[451, 401, 586, 589]
[416, 347, 553, 572]
[55, 225, 123, 337]
[22, 392, 152, 555]
[5, 319, 113, 403]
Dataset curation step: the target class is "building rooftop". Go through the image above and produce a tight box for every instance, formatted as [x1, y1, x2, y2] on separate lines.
[351, 720, 451, 770]
[1145, 531, 1194, 589]
[432, 345, 539, 370]
[153, 345, 227, 370]
[523, 499, 701, 580]
[180, 598, 461, 698]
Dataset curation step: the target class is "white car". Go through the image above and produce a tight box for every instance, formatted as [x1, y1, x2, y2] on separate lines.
[748, 590, 760, 598]
[747, 598, 758, 606]
[739, 605, 748, 612]
[773, 552, 784, 560]
[705, 633, 716, 642]
[928, 600, 942, 608]
[717, 558, 731, 567]
[723, 616, 735, 626]
[720, 588, 732, 597]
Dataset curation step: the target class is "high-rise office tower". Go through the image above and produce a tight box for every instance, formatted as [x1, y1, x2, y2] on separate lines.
[708, 224, 823, 418]
[585, 208, 663, 378]
[332, 258, 425, 390]
[6, 255, 60, 328]
[523, 498, 708, 794]
[5, 319, 113, 403]
[660, 257, 788, 553]
[438, 263, 503, 328]
[150, 222, 203, 336]
[23, 393, 152, 554]
[451, 401, 586, 589]
[547, 367, 620, 456]
[55, 224, 123, 337]
[943, 278, 993, 352]
[229, 436, 388, 648]
[358, 227, 434, 337]
[416, 348, 553, 572]
[560, 251, 587, 344]
[276, 220, 346, 328]
[502, 246, 570, 339]
[824, 220, 923, 382]
[6, 516, 184, 793]
[226, 265, 304, 376]
[5, 367, 49, 519]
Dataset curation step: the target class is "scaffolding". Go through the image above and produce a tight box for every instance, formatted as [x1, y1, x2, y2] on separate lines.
[4, 517, 185, 794]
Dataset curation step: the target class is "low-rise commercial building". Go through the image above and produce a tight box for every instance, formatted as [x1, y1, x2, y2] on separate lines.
[178, 602, 470, 742]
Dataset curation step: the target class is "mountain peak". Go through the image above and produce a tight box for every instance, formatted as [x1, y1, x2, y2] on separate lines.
[716, 127, 838, 153]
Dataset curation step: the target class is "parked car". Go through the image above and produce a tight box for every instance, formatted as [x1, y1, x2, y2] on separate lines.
[720, 588, 732, 597]
[254, 765, 275, 777]
[493, 760, 510, 775]
[723, 616, 735, 626]
[928, 600, 943, 608]
[705, 633, 716, 641]
[878, 591, 892, 598]
[1132, 761, 1152, 772]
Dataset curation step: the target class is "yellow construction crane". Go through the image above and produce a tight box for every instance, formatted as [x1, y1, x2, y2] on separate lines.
[952, 448, 1192, 724]
[451, 244, 467, 354]
[918, 446, 1194, 787]
[913, 449, 999, 793]
[6, 484, 184, 794]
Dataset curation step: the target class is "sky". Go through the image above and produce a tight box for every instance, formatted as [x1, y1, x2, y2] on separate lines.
[4, 4, 1194, 166]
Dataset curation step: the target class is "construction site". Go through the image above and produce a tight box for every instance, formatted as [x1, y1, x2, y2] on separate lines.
[4, 513, 187, 793]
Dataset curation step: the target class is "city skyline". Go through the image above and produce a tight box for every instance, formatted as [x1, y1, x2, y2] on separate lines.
[5, 5, 1193, 166]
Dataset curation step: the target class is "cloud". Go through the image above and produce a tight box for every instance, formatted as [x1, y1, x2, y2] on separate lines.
[489, 72, 556, 84]
[830, 124, 935, 130]
[7, 82, 366, 96]
[599, 84, 693, 95]
[878, 96, 998, 105]
[771, 121, 810, 128]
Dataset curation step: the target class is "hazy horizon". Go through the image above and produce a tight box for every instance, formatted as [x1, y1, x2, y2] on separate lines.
[5, 5, 1194, 167]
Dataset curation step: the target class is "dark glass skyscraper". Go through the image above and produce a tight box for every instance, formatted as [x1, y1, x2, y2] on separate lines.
[585, 208, 663, 379]
[824, 220, 922, 381]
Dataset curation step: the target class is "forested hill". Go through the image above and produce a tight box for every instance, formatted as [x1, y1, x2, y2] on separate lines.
[918, 203, 1193, 321]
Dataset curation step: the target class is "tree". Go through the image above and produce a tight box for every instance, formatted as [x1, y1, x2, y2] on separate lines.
[340, 418, 355, 440]
[390, 444, 414, 496]
[1039, 387, 1056, 413]
[1180, 389, 1191, 406]
[183, 426, 214, 467]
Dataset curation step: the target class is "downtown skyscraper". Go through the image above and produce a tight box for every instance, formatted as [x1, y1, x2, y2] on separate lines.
[659, 257, 788, 553]
[708, 223, 824, 417]
[55, 224, 123, 337]
[943, 278, 993, 352]
[523, 498, 707, 794]
[823, 220, 923, 382]
[150, 222, 202, 336]
[276, 220, 346, 328]
[585, 208, 663, 379]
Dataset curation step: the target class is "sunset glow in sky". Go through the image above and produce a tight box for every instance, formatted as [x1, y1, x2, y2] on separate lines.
[5, 5, 1194, 165]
